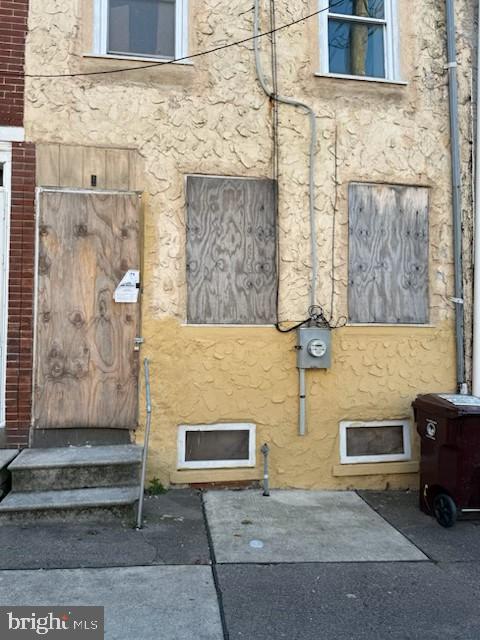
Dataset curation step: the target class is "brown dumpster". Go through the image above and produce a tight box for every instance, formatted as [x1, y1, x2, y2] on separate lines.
[412, 393, 480, 528]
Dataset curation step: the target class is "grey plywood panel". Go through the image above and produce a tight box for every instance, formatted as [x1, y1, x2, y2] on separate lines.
[36, 144, 60, 187]
[106, 149, 130, 190]
[59, 145, 83, 188]
[82, 147, 107, 189]
[186, 176, 276, 324]
[348, 183, 429, 324]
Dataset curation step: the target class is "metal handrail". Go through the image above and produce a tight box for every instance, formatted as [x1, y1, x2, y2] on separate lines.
[136, 357, 152, 530]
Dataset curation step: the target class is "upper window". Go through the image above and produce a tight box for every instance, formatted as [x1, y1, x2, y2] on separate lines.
[318, 0, 400, 81]
[94, 0, 188, 60]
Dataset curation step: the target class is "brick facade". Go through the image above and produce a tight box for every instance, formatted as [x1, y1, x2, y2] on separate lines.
[5, 143, 35, 448]
[0, 0, 28, 127]
[1, 0, 35, 448]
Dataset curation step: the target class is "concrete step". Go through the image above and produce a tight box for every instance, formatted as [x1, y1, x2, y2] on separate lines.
[0, 486, 139, 523]
[0, 450, 19, 498]
[8, 445, 143, 492]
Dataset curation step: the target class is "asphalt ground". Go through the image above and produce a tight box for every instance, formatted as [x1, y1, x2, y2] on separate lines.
[0, 489, 478, 639]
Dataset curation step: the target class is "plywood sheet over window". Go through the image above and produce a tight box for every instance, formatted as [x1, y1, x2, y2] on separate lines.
[348, 183, 429, 324]
[186, 176, 276, 324]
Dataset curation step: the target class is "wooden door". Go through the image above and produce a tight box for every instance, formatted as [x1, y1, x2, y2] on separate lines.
[35, 190, 141, 430]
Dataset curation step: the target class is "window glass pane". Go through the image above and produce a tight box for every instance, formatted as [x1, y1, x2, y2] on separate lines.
[108, 0, 175, 58]
[185, 430, 250, 462]
[329, 0, 385, 19]
[346, 426, 404, 457]
[328, 19, 385, 77]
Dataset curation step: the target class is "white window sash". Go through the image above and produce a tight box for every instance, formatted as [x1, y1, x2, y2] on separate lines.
[93, 0, 188, 59]
[339, 420, 412, 465]
[318, 0, 400, 81]
[177, 423, 256, 470]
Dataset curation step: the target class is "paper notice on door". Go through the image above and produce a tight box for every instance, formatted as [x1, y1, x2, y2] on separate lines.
[114, 270, 140, 303]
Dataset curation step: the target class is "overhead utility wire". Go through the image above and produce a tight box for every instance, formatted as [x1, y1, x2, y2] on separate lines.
[0, 2, 344, 79]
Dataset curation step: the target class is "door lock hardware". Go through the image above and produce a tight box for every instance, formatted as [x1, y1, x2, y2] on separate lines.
[134, 337, 144, 351]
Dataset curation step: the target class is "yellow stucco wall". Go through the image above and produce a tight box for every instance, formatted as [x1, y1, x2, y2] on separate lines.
[25, 0, 462, 488]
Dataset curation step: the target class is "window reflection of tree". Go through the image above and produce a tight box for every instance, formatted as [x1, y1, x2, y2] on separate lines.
[329, 0, 384, 75]
[329, 0, 383, 19]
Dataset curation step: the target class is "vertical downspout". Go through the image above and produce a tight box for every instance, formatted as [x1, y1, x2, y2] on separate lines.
[473, 1, 480, 396]
[445, 0, 467, 393]
[253, 0, 317, 436]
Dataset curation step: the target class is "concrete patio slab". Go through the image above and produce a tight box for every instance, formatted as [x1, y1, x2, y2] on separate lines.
[0, 566, 223, 640]
[204, 490, 427, 563]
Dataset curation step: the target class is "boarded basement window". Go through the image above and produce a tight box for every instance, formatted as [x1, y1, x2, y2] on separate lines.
[348, 183, 429, 324]
[186, 176, 277, 324]
[178, 424, 256, 469]
[340, 420, 412, 464]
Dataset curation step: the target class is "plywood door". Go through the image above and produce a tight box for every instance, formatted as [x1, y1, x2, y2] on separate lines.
[35, 191, 141, 429]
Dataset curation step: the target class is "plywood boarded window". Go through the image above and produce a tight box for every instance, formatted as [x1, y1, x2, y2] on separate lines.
[348, 183, 429, 324]
[186, 176, 276, 324]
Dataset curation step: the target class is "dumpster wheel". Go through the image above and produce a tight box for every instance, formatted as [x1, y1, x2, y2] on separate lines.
[433, 493, 457, 528]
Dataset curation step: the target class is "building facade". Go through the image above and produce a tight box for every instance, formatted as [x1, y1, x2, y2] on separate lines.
[0, 0, 36, 449]
[17, 0, 476, 488]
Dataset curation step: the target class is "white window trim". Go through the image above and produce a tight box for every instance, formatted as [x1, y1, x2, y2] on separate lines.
[0, 142, 12, 429]
[93, 0, 189, 60]
[318, 0, 401, 82]
[0, 127, 24, 143]
[339, 419, 412, 464]
[177, 423, 256, 470]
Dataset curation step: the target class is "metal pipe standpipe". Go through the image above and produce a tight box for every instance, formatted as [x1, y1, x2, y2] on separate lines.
[261, 443, 270, 496]
[136, 358, 152, 530]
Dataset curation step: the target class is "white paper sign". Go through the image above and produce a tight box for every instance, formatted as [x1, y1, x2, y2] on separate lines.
[114, 270, 140, 303]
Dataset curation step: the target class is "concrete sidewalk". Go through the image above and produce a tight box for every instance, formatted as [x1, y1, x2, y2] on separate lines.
[0, 566, 223, 640]
[0, 489, 479, 639]
[204, 490, 426, 563]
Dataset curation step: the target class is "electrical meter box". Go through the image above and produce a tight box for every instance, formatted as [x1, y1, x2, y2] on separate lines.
[296, 327, 331, 369]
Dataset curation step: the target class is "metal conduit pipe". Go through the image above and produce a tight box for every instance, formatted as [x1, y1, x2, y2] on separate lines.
[253, 0, 318, 437]
[136, 358, 152, 530]
[445, 0, 467, 393]
[299, 367, 306, 436]
[253, 0, 318, 308]
[472, 0, 480, 397]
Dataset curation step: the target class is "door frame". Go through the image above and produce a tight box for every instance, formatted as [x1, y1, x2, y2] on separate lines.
[32, 187, 144, 430]
[0, 142, 12, 429]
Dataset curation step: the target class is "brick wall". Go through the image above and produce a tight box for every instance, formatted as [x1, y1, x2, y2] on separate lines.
[5, 143, 35, 448]
[1, 0, 34, 448]
[0, 0, 28, 127]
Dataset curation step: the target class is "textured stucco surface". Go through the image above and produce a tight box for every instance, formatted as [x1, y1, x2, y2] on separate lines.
[24, 0, 466, 488]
